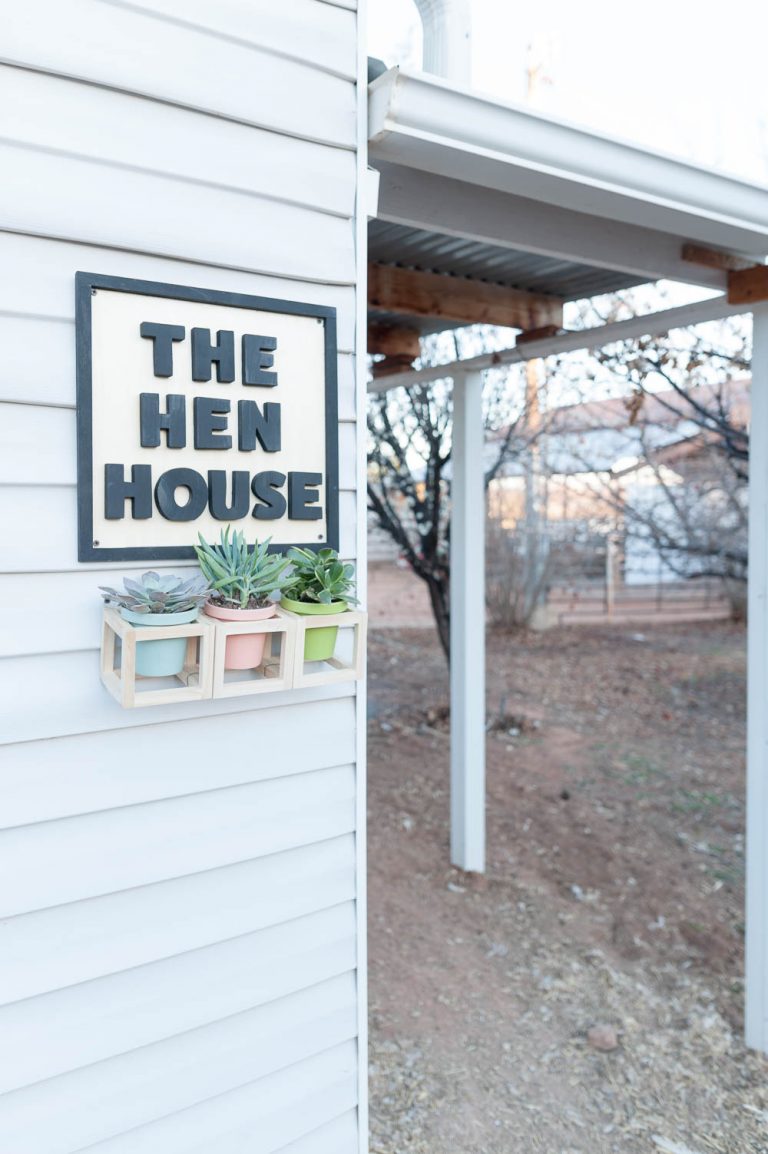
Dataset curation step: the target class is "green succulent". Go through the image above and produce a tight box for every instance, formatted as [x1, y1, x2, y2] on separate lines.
[195, 526, 290, 610]
[282, 547, 358, 606]
[99, 571, 211, 614]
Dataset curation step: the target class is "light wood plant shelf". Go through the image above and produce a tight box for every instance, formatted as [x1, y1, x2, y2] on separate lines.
[100, 606, 366, 708]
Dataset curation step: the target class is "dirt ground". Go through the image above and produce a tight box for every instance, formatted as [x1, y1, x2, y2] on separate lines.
[367, 618, 768, 1154]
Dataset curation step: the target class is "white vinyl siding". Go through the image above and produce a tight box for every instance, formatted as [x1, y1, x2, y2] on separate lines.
[0, 1, 365, 1151]
[0, 1, 356, 145]
[0, 836, 357, 1005]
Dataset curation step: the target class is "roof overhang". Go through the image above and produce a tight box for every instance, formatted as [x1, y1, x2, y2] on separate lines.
[369, 68, 768, 292]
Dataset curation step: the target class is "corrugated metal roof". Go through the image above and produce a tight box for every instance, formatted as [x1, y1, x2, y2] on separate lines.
[368, 220, 648, 307]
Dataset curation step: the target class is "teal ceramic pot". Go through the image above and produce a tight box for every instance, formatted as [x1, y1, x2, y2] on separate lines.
[280, 597, 347, 661]
[120, 606, 198, 677]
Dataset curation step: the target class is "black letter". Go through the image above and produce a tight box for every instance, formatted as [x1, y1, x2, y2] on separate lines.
[251, 471, 287, 520]
[288, 472, 322, 521]
[140, 393, 186, 448]
[194, 396, 232, 449]
[242, 334, 277, 387]
[191, 328, 235, 383]
[154, 468, 208, 522]
[238, 400, 281, 452]
[105, 463, 152, 520]
[208, 470, 250, 520]
[140, 322, 185, 378]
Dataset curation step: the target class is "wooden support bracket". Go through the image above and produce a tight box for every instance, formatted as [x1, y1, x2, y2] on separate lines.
[368, 263, 563, 330]
[371, 355, 418, 379]
[728, 264, 768, 306]
[682, 242, 768, 305]
[516, 324, 563, 346]
[368, 322, 421, 359]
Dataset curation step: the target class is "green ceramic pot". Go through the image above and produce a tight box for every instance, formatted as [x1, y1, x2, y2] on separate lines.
[120, 606, 198, 677]
[280, 597, 347, 661]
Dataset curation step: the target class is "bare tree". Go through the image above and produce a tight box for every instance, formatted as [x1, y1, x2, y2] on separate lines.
[615, 428, 747, 584]
[367, 329, 528, 660]
[585, 295, 749, 476]
[549, 294, 751, 588]
[368, 297, 753, 653]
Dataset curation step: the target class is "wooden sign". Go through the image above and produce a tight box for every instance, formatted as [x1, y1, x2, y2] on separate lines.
[76, 272, 338, 561]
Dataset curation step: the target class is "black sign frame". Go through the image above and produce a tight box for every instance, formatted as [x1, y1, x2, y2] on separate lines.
[75, 271, 339, 562]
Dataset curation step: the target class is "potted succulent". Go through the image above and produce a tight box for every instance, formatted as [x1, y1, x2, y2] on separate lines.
[281, 547, 358, 662]
[195, 527, 290, 669]
[99, 571, 211, 677]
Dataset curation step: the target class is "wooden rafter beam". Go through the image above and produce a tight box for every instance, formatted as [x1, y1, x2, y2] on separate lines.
[368, 263, 563, 330]
[682, 242, 754, 273]
[368, 293, 746, 394]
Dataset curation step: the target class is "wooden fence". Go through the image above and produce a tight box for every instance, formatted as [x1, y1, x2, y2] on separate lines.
[546, 578, 731, 627]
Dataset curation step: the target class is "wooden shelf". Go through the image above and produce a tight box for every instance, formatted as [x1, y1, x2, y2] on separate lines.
[100, 608, 215, 709]
[100, 606, 367, 708]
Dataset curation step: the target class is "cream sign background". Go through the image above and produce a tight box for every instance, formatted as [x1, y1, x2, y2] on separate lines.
[76, 273, 338, 561]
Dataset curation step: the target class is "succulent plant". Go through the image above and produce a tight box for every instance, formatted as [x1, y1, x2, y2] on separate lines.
[194, 526, 290, 610]
[282, 547, 358, 606]
[99, 571, 212, 614]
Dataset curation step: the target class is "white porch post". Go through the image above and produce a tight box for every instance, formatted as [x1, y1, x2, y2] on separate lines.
[450, 369, 486, 873]
[746, 303, 768, 1052]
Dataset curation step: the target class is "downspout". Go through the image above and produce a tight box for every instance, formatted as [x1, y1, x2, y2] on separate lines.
[413, 0, 472, 85]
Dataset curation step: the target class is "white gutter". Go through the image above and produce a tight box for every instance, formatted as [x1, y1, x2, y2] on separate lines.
[413, 0, 472, 84]
[367, 293, 745, 393]
[369, 68, 768, 257]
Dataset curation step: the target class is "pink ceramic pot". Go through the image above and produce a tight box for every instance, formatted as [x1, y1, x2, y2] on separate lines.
[204, 601, 277, 669]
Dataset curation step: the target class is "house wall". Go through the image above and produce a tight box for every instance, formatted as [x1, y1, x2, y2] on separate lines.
[0, 2, 367, 1151]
